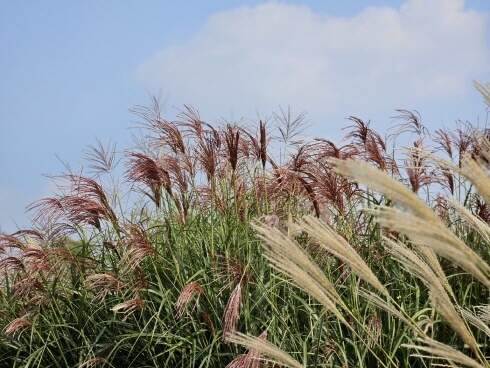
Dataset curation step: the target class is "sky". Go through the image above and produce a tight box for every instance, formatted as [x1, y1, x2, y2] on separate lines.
[1, 0, 490, 233]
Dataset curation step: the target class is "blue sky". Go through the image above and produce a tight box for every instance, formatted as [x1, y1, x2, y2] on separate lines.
[1, 0, 489, 233]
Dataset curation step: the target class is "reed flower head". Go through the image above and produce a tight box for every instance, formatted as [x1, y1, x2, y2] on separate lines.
[252, 221, 348, 324]
[222, 282, 242, 343]
[11, 277, 45, 299]
[226, 331, 268, 368]
[4, 316, 31, 337]
[28, 174, 119, 231]
[227, 332, 302, 368]
[125, 152, 171, 208]
[86, 273, 125, 300]
[118, 224, 156, 275]
[175, 281, 204, 319]
[111, 297, 145, 321]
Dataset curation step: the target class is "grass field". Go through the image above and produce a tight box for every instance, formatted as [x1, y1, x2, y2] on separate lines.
[1, 82, 490, 367]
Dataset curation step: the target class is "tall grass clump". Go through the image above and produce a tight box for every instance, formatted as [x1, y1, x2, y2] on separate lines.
[229, 82, 490, 367]
[1, 83, 490, 367]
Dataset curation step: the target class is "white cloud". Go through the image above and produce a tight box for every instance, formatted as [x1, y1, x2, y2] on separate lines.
[137, 0, 490, 135]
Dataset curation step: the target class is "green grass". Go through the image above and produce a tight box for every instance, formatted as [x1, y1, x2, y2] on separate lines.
[2, 84, 490, 367]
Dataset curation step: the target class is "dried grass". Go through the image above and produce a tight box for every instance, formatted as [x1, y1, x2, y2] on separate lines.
[292, 215, 386, 294]
[252, 222, 348, 324]
[226, 332, 302, 368]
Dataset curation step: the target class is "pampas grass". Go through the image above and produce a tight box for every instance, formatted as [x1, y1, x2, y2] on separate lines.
[3, 84, 490, 367]
[230, 83, 490, 366]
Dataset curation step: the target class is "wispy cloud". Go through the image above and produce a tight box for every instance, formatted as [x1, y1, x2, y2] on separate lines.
[138, 0, 489, 130]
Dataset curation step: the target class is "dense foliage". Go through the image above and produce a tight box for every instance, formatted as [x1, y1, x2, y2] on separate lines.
[2, 83, 490, 367]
